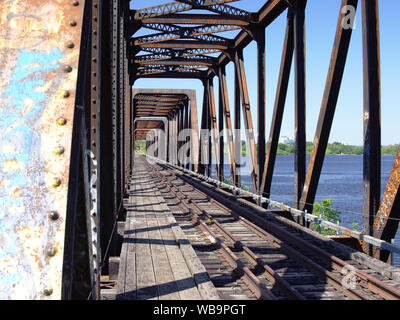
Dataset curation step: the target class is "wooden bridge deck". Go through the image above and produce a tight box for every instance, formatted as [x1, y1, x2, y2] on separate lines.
[116, 156, 219, 300]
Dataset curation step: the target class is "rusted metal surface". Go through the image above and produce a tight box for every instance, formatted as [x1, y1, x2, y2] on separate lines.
[373, 146, 400, 260]
[260, 10, 294, 203]
[0, 0, 85, 299]
[362, 0, 382, 255]
[299, 0, 358, 213]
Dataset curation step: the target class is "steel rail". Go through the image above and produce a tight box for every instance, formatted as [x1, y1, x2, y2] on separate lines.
[174, 167, 400, 300]
[151, 165, 305, 300]
[147, 156, 400, 300]
[148, 165, 276, 300]
[152, 163, 367, 300]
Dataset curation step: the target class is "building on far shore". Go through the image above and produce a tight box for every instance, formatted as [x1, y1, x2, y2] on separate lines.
[279, 136, 295, 144]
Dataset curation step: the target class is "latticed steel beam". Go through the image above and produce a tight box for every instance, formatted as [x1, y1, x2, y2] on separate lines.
[142, 23, 241, 37]
[136, 70, 206, 79]
[135, 53, 217, 65]
[138, 39, 229, 50]
[134, 30, 232, 46]
[136, 59, 214, 67]
[175, 0, 251, 18]
[133, 0, 241, 20]
[134, 46, 222, 58]
[140, 14, 250, 26]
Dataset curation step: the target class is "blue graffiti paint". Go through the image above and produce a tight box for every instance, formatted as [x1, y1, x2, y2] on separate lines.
[0, 48, 64, 296]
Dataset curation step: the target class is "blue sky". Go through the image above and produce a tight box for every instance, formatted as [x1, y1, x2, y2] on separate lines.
[132, 0, 400, 146]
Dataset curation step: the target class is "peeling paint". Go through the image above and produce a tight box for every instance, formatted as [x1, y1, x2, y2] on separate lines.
[0, 0, 85, 299]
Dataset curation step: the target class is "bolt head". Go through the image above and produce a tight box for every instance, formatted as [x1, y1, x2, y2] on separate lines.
[66, 41, 75, 49]
[57, 118, 67, 126]
[43, 288, 53, 296]
[52, 178, 62, 188]
[72, 0, 79, 6]
[54, 146, 65, 155]
[63, 65, 72, 73]
[69, 20, 77, 27]
[62, 90, 70, 98]
[47, 248, 57, 257]
[49, 211, 59, 221]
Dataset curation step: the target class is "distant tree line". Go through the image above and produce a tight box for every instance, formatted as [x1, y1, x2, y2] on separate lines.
[239, 141, 399, 156]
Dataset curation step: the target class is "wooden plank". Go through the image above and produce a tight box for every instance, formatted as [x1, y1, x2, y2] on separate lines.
[134, 169, 158, 300]
[152, 194, 201, 300]
[147, 189, 181, 300]
[154, 191, 220, 300]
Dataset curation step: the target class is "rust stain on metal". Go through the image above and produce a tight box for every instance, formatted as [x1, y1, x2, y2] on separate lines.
[0, 0, 85, 299]
[373, 146, 400, 239]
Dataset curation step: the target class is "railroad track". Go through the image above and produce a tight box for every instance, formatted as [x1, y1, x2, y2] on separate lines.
[145, 159, 400, 300]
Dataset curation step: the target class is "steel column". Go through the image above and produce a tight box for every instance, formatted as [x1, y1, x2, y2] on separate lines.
[362, 0, 381, 255]
[256, 27, 266, 196]
[260, 10, 294, 205]
[299, 0, 358, 213]
[293, 0, 307, 215]
[234, 49, 258, 192]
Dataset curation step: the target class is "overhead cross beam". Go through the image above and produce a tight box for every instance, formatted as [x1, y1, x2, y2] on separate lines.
[140, 14, 250, 26]
[133, 0, 243, 20]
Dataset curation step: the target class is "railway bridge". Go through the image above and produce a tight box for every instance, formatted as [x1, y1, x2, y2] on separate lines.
[1, 0, 400, 301]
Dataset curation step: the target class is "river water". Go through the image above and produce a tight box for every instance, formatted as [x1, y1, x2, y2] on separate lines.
[210, 155, 400, 266]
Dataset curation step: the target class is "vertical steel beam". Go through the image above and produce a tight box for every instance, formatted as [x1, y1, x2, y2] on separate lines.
[293, 0, 307, 214]
[299, 0, 358, 213]
[208, 77, 220, 179]
[89, 0, 102, 300]
[256, 27, 266, 197]
[184, 101, 190, 169]
[234, 64, 241, 188]
[99, 0, 117, 277]
[260, 10, 294, 205]
[199, 83, 208, 175]
[218, 65, 235, 184]
[188, 93, 200, 173]
[234, 49, 258, 192]
[362, 0, 381, 254]
[111, 0, 120, 271]
[218, 71, 225, 182]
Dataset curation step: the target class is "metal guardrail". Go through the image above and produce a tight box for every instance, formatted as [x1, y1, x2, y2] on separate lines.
[147, 155, 400, 257]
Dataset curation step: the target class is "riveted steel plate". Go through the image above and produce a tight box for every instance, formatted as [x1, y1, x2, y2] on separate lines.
[0, 0, 85, 299]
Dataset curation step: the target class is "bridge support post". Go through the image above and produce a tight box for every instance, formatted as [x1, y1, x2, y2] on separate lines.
[362, 0, 382, 255]
[256, 27, 266, 200]
[260, 10, 294, 208]
[218, 66, 235, 186]
[293, 0, 307, 225]
[234, 49, 258, 192]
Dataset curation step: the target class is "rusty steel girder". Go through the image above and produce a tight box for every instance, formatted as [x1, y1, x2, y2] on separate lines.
[0, 0, 85, 299]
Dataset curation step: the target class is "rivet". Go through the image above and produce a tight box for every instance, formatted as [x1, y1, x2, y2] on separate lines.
[66, 41, 75, 49]
[63, 65, 72, 73]
[62, 90, 70, 98]
[49, 211, 60, 221]
[57, 118, 67, 126]
[52, 178, 62, 188]
[47, 247, 57, 257]
[69, 20, 77, 27]
[72, 0, 79, 6]
[54, 146, 65, 155]
[43, 288, 53, 296]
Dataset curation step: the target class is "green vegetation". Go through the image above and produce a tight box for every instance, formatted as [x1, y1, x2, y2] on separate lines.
[311, 199, 362, 236]
[135, 140, 146, 155]
[312, 199, 341, 236]
[234, 141, 399, 156]
[223, 176, 249, 191]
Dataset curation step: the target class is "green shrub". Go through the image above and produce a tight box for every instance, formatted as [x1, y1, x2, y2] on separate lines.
[312, 199, 341, 236]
